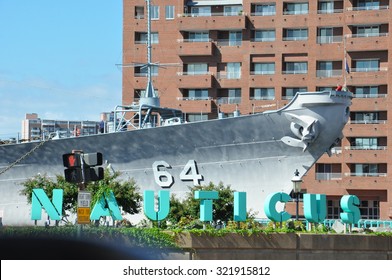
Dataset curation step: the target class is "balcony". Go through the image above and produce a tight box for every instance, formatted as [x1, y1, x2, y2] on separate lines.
[216, 97, 242, 105]
[345, 7, 389, 25]
[175, 97, 213, 113]
[177, 39, 214, 56]
[176, 72, 213, 88]
[177, 13, 246, 31]
[316, 36, 343, 44]
[344, 172, 387, 177]
[345, 33, 389, 51]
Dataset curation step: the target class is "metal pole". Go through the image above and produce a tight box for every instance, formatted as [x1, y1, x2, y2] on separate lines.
[296, 192, 299, 221]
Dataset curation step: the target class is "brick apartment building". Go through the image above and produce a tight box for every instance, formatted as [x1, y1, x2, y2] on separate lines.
[123, 0, 392, 219]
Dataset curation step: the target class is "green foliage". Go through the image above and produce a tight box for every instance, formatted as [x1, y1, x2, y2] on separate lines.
[20, 171, 142, 225]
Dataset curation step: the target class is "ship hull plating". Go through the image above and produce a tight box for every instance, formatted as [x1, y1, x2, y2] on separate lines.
[0, 91, 351, 225]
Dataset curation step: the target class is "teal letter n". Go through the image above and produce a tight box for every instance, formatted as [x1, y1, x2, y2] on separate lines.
[31, 188, 63, 221]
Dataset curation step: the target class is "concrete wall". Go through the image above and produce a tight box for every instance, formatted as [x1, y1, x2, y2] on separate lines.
[175, 233, 392, 260]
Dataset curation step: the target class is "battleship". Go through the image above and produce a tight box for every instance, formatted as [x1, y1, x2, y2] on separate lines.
[0, 89, 352, 225]
[0, 0, 352, 225]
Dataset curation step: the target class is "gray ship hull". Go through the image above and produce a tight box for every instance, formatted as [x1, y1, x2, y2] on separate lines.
[0, 91, 352, 225]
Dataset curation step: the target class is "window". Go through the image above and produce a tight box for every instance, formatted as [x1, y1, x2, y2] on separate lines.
[165, 5, 175, 19]
[253, 63, 275, 75]
[224, 5, 243, 16]
[357, 0, 380, 10]
[355, 86, 378, 97]
[229, 31, 242, 46]
[359, 200, 380, 219]
[318, 1, 334, 14]
[283, 87, 307, 99]
[356, 25, 380, 37]
[228, 88, 241, 104]
[188, 32, 209, 42]
[317, 27, 334, 43]
[227, 63, 241, 79]
[283, 29, 308, 41]
[354, 164, 378, 176]
[285, 3, 309, 15]
[353, 138, 378, 149]
[355, 59, 379, 72]
[151, 5, 159, 20]
[137, 32, 159, 44]
[135, 6, 144, 19]
[252, 88, 275, 100]
[317, 61, 334, 77]
[254, 4, 276, 16]
[254, 30, 275, 42]
[188, 89, 209, 100]
[186, 63, 208, 75]
[135, 65, 158, 77]
[191, 6, 211, 16]
[284, 62, 307, 74]
[327, 200, 340, 219]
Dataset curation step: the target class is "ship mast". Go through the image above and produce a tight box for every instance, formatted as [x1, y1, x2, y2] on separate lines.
[140, 0, 160, 107]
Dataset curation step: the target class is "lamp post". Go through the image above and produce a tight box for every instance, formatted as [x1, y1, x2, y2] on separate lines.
[291, 169, 302, 221]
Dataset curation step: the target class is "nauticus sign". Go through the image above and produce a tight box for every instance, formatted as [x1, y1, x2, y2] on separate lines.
[30, 190, 361, 225]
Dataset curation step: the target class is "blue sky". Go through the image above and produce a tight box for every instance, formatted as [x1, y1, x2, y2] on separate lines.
[0, 0, 123, 139]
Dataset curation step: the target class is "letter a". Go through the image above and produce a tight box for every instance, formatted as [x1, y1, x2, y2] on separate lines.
[90, 190, 123, 221]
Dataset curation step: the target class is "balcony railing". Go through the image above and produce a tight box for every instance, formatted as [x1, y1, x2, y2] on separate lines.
[317, 36, 343, 44]
[216, 97, 242, 104]
[315, 173, 342, 180]
[350, 67, 388, 73]
[347, 6, 389, 11]
[216, 39, 242, 47]
[345, 146, 387, 150]
[317, 9, 344, 14]
[282, 70, 307, 74]
[316, 70, 342, 77]
[177, 38, 212, 43]
[177, 71, 212, 76]
[349, 120, 387, 124]
[344, 172, 387, 177]
[346, 33, 388, 38]
[177, 96, 212, 101]
[283, 10, 308, 15]
[250, 71, 275, 75]
[282, 36, 308, 41]
[250, 11, 276, 16]
[216, 72, 241, 79]
[353, 93, 387, 98]
[179, 11, 246, 17]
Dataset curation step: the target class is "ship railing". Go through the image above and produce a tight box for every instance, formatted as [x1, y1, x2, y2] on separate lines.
[344, 172, 387, 177]
[315, 173, 342, 180]
[317, 35, 343, 44]
[347, 5, 389, 11]
[344, 146, 387, 150]
[353, 93, 387, 98]
[349, 120, 387, 124]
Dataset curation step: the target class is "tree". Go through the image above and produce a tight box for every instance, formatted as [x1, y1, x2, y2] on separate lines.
[167, 182, 235, 224]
